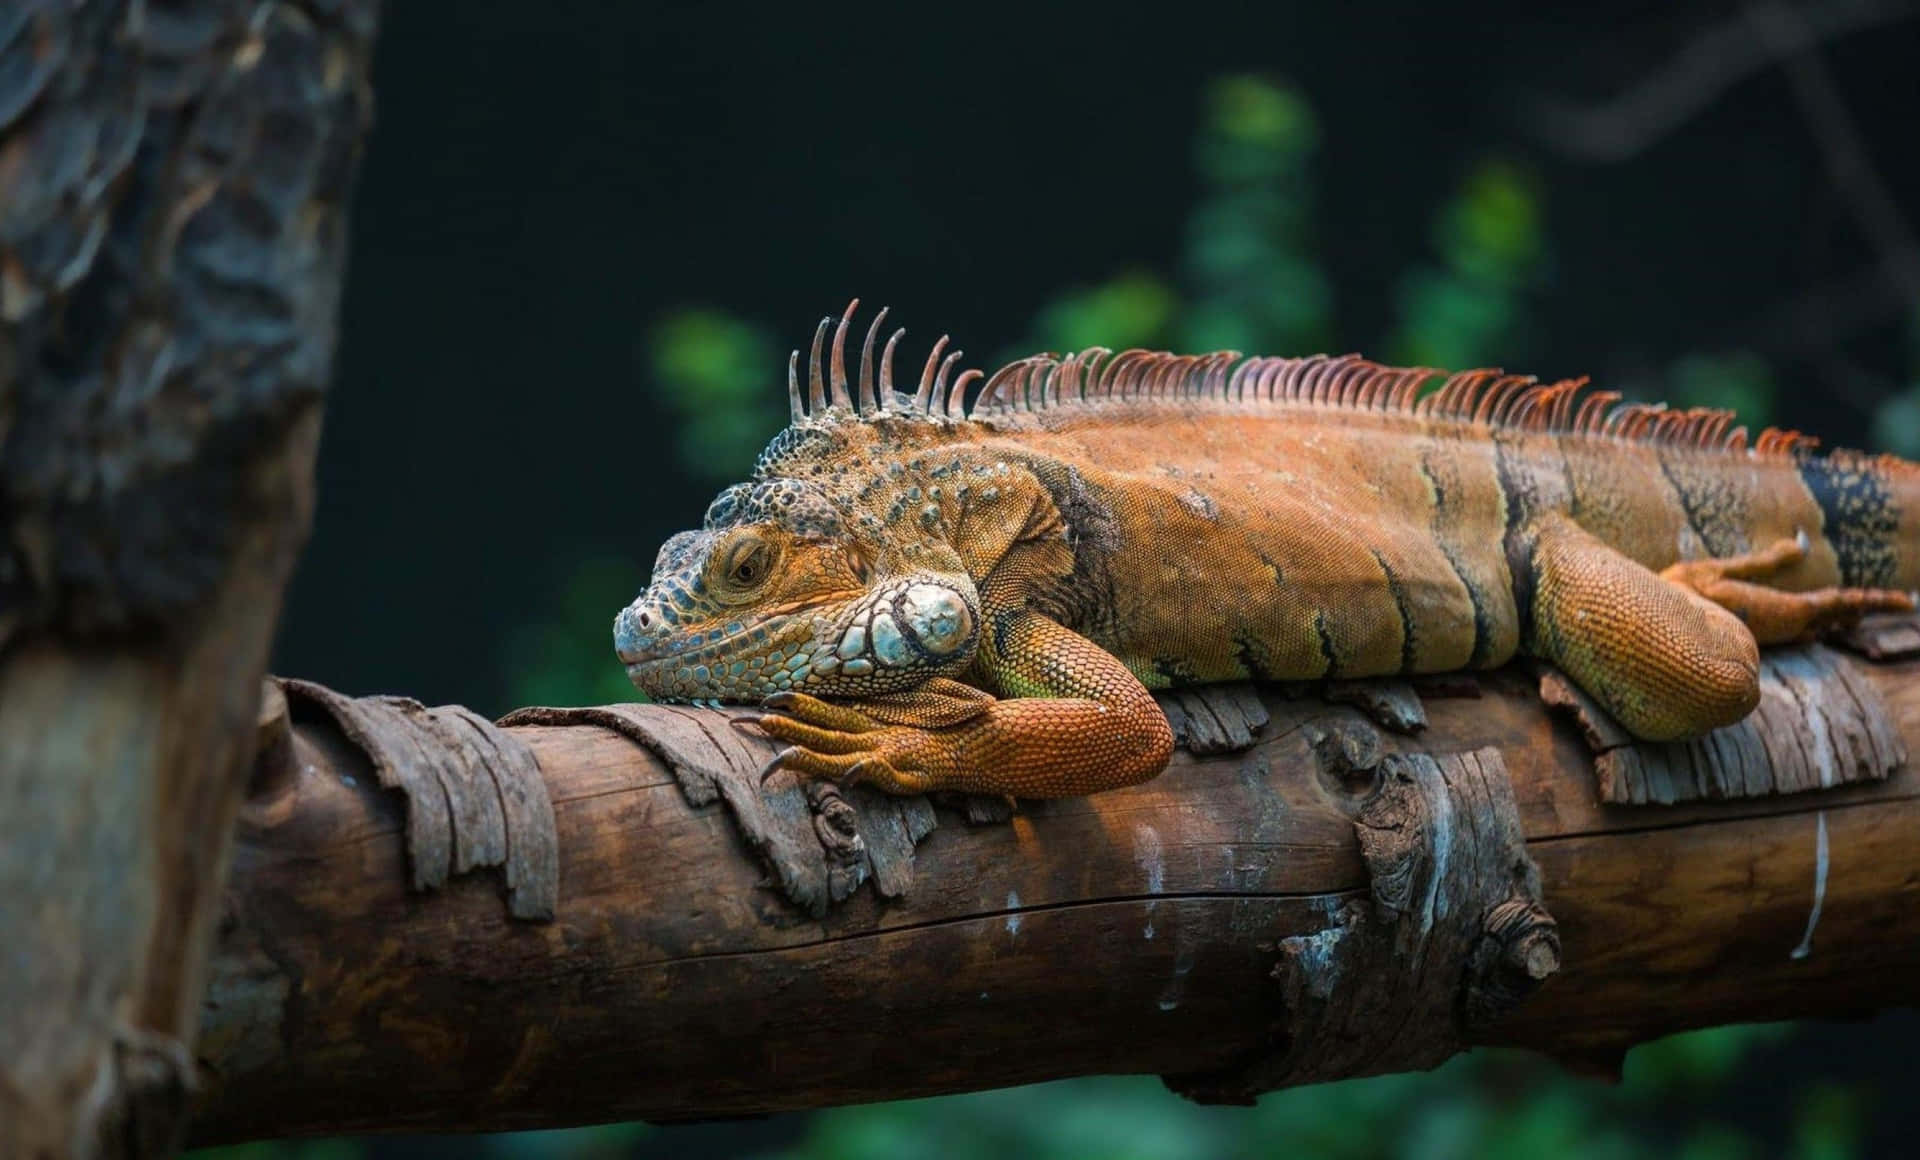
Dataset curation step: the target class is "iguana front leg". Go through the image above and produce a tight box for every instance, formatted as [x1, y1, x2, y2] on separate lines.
[751, 606, 1174, 797]
[1523, 513, 1912, 741]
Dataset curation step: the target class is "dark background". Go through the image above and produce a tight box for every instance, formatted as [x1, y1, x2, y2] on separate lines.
[249, 2, 1920, 1157]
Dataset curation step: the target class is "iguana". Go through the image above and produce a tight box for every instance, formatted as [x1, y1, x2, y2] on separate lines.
[614, 301, 1916, 797]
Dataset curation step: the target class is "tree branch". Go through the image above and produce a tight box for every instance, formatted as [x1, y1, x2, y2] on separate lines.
[1747, 0, 1920, 308]
[0, 3, 379, 1155]
[188, 640, 1920, 1143]
[1525, 0, 1918, 162]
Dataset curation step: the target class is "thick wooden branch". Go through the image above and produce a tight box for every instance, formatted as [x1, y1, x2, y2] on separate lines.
[189, 647, 1920, 1143]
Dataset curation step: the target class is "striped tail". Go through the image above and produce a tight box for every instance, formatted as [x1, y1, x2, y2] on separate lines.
[1795, 450, 1920, 592]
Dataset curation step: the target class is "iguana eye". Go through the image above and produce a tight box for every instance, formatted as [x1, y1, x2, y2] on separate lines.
[726, 539, 771, 588]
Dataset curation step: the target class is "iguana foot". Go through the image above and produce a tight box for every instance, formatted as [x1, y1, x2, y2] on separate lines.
[1661, 533, 1913, 644]
[749, 678, 996, 794]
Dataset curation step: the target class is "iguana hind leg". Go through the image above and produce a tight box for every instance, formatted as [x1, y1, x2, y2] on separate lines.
[1526, 516, 1912, 741]
[752, 609, 1174, 798]
[1660, 533, 1912, 644]
[1525, 514, 1764, 742]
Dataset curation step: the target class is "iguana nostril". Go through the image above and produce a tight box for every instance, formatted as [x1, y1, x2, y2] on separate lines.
[614, 605, 655, 663]
[638, 611, 651, 628]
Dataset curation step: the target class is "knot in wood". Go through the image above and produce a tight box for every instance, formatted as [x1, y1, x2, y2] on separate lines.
[1463, 898, 1561, 1032]
[808, 783, 865, 861]
[1306, 718, 1382, 789]
[1169, 746, 1557, 1104]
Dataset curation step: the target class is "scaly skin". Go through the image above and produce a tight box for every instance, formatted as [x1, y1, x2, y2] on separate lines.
[614, 305, 1917, 797]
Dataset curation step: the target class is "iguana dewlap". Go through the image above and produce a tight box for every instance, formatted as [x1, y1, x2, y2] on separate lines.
[614, 303, 1916, 798]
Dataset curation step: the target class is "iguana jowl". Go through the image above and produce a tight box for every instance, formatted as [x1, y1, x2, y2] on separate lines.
[614, 302, 1916, 797]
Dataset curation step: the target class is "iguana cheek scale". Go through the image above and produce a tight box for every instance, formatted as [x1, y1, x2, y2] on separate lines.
[614, 302, 1916, 798]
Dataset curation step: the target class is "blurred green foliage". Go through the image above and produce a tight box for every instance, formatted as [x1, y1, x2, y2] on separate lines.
[1179, 76, 1331, 356]
[646, 309, 786, 483]
[1391, 159, 1544, 371]
[755, 1024, 1816, 1160]
[502, 558, 653, 708]
[220, 73, 1913, 1160]
[1026, 271, 1179, 356]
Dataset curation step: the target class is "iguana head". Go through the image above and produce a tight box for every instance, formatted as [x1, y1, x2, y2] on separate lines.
[614, 473, 980, 705]
[616, 302, 996, 705]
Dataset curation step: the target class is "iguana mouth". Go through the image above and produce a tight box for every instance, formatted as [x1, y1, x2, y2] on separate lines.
[615, 580, 978, 704]
[617, 612, 819, 704]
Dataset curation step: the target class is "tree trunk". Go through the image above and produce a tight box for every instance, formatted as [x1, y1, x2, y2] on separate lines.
[188, 643, 1920, 1143]
[0, 4, 379, 1156]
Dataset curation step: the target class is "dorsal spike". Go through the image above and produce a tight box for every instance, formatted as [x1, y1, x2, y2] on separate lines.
[1172, 356, 1196, 399]
[1475, 375, 1532, 425]
[1101, 350, 1141, 399]
[1258, 358, 1291, 402]
[1045, 355, 1070, 407]
[1428, 369, 1494, 419]
[1125, 355, 1151, 400]
[931, 349, 963, 415]
[1055, 351, 1083, 405]
[1508, 387, 1552, 429]
[1017, 360, 1039, 411]
[857, 306, 888, 414]
[1701, 410, 1734, 448]
[980, 358, 1026, 414]
[1135, 351, 1165, 398]
[1349, 366, 1388, 409]
[828, 299, 857, 409]
[1608, 402, 1665, 439]
[1573, 390, 1620, 433]
[1078, 348, 1112, 400]
[1003, 360, 1031, 412]
[1162, 356, 1188, 399]
[1120, 350, 1156, 399]
[1343, 360, 1378, 407]
[1023, 358, 1053, 411]
[1256, 356, 1285, 401]
[1298, 356, 1341, 404]
[1331, 359, 1372, 407]
[914, 335, 950, 413]
[1228, 357, 1256, 402]
[1548, 377, 1587, 428]
[808, 317, 830, 414]
[1392, 367, 1436, 410]
[948, 368, 982, 419]
[787, 350, 803, 421]
[1176, 355, 1201, 398]
[878, 328, 905, 409]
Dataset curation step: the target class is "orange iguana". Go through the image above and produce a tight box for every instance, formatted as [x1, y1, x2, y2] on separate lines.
[614, 302, 1917, 798]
